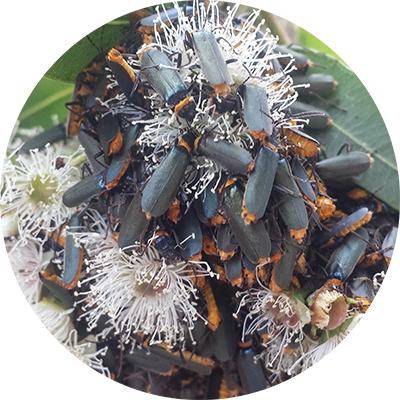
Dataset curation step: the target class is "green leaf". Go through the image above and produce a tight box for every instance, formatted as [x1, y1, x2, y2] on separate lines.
[293, 47, 399, 211]
[45, 14, 131, 84]
[42, 0, 188, 83]
[18, 77, 73, 130]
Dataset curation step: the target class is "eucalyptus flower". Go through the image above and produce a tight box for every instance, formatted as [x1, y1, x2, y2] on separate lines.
[31, 298, 75, 343]
[0, 145, 80, 243]
[77, 217, 211, 345]
[8, 238, 52, 304]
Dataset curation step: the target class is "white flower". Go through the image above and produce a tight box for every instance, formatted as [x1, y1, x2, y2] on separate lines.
[8, 238, 52, 304]
[1, 208, 19, 238]
[78, 222, 210, 345]
[31, 298, 74, 343]
[0, 145, 80, 242]
[63, 330, 111, 378]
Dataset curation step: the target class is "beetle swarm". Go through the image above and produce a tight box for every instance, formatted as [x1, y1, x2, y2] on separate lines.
[2, 1, 398, 398]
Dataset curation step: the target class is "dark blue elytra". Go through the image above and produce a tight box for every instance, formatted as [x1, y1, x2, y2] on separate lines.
[141, 144, 191, 218]
[315, 151, 372, 182]
[118, 193, 150, 251]
[242, 145, 278, 223]
[240, 84, 272, 138]
[274, 158, 309, 232]
[191, 30, 233, 94]
[196, 135, 254, 175]
[20, 123, 67, 154]
[62, 171, 106, 208]
[222, 183, 271, 264]
[140, 48, 188, 105]
[326, 227, 369, 281]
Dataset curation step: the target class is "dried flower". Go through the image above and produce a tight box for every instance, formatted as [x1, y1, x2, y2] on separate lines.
[307, 279, 349, 330]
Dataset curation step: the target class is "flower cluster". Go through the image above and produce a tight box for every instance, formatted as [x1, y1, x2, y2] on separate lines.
[1, 1, 396, 398]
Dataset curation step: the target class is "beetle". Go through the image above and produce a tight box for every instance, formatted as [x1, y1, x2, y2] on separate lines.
[77, 123, 105, 173]
[189, 30, 233, 97]
[306, 167, 336, 221]
[151, 230, 180, 261]
[347, 272, 376, 302]
[236, 339, 268, 394]
[102, 123, 141, 190]
[270, 231, 301, 291]
[124, 345, 173, 374]
[39, 270, 75, 308]
[341, 188, 384, 214]
[140, 47, 187, 103]
[139, 48, 197, 121]
[326, 227, 369, 281]
[20, 122, 67, 154]
[242, 145, 278, 224]
[315, 151, 373, 182]
[106, 47, 144, 106]
[353, 225, 390, 270]
[290, 156, 316, 203]
[292, 73, 337, 99]
[223, 252, 244, 287]
[62, 170, 106, 208]
[108, 162, 144, 220]
[193, 182, 219, 224]
[242, 253, 259, 274]
[117, 193, 150, 251]
[195, 134, 254, 175]
[266, 218, 284, 266]
[312, 207, 373, 247]
[273, 158, 309, 243]
[283, 125, 320, 157]
[141, 132, 195, 218]
[221, 181, 271, 264]
[274, 44, 313, 73]
[63, 124, 141, 208]
[211, 92, 241, 115]
[201, 279, 222, 331]
[289, 101, 332, 130]
[202, 282, 237, 362]
[146, 342, 215, 376]
[135, 5, 194, 37]
[382, 226, 398, 266]
[239, 84, 273, 141]
[96, 113, 123, 162]
[66, 56, 110, 137]
[216, 223, 238, 261]
[202, 230, 218, 257]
